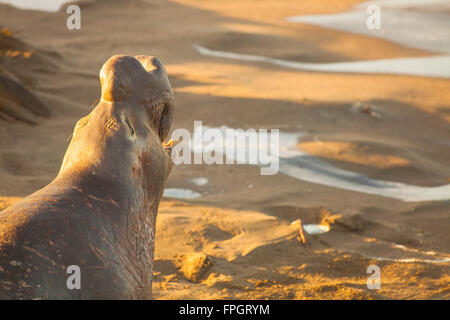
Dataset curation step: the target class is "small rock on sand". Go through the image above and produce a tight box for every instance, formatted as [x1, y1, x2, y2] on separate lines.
[176, 252, 213, 282]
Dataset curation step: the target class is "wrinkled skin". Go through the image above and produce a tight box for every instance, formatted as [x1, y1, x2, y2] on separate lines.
[0, 55, 174, 299]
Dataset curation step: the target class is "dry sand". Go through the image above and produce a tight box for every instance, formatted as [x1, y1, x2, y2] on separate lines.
[0, 0, 449, 299]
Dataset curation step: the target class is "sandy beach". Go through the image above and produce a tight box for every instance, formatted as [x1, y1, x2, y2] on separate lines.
[0, 0, 449, 299]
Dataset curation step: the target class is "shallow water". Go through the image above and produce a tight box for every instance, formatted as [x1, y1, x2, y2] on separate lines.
[303, 224, 330, 235]
[163, 188, 202, 199]
[287, 0, 450, 54]
[191, 177, 209, 186]
[0, 0, 72, 11]
[361, 254, 450, 264]
[194, 44, 450, 79]
[180, 125, 450, 202]
[194, 0, 450, 79]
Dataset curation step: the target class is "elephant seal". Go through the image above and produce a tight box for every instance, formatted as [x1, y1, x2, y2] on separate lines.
[0, 55, 174, 299]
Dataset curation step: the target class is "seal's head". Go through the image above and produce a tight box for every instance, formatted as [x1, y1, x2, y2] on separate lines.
[59, 55, 174, 199]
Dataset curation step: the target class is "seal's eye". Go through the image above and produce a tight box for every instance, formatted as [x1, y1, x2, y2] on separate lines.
[124, 118, 135, 136]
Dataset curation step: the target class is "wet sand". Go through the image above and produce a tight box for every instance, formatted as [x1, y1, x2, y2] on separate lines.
[0, 0, 449, 299]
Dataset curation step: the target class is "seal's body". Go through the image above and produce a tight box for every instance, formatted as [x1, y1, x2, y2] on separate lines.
[0, 55, 174, 299]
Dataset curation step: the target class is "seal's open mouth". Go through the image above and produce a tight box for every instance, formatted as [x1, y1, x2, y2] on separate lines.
[145, 99, 173, 143]
[162, 139, 173, 158]
[162, 139, 173, 150]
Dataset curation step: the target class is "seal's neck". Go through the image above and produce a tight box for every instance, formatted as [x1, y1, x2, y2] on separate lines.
[49, 170, 157, 298]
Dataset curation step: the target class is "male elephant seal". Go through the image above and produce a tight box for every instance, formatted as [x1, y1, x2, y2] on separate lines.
[0, 55, 174, 299]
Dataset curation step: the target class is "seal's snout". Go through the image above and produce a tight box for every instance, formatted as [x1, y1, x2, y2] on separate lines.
[99, 55, 172, 103]
[99, 54, 173, 142]
[100, 55, 148, 103]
